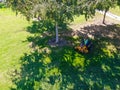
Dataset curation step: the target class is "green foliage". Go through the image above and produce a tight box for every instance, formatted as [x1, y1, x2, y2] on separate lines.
[6, 0, 75, 23]
[6, 0, 81, 43]
[117, 0, 120, 5]
[6, 0, 120, 22]
[0, 2, 6, 8]
[77, 0, 118, 20]
[27, 20, 54, 34]
[77, 0, 96, 20]
[96, 0, 116, 10]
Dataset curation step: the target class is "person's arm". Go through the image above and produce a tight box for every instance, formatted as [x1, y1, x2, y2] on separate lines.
[84, 39, 88, 46]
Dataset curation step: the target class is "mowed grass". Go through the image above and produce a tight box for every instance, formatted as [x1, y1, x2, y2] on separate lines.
[0, 8, 31, 89]
[110, 6, 120, 16]
[71, 15, 86, 24]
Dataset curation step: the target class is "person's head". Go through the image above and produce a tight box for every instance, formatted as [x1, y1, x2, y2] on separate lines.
[84, 35, 88, 40]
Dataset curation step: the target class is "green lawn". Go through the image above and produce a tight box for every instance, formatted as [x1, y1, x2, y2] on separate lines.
[110, 6, 120, 16]
[0, 8, 120, 90]
[71, 15, 86, 24]
[0, 8, 31, 90]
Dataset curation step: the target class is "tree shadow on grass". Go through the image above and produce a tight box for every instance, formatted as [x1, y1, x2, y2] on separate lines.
[74, 23, 120, 90]
[27, 20, 55, 34]
[9, 22, 120, 90]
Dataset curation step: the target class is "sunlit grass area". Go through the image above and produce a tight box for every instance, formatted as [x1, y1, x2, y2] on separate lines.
[71, 15, 96, 25]
[110, 6, 120, 16]
[71, 15, 86, 24]
[0, 8, 31, 89]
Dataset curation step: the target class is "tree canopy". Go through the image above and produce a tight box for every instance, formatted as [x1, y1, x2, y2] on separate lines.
[6, 0, 120, 42]
[6, 0, 120, 21]
[7, 0, 81, 43]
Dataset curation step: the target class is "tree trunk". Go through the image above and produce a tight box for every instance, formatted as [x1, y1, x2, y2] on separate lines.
[55, 22, 59, 43]
[103, 9, 108, 24]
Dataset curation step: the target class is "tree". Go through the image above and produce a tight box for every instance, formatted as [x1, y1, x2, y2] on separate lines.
[8, 0, 119, 43]
[117, 0, 120, 5]
[95, 0, 117, 24]
[7, 0, 78, 43]
[43, 1, 74, 43]
[79, 0, 118, 24]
